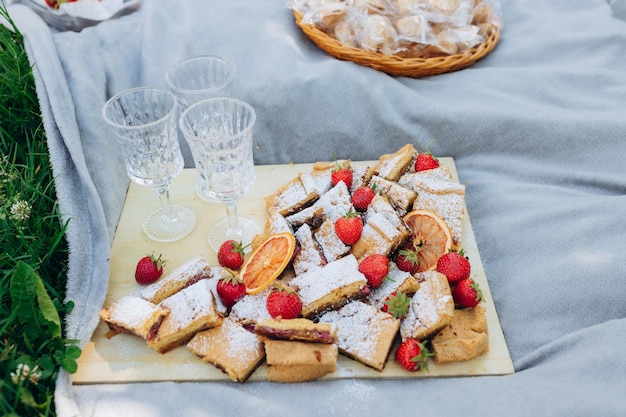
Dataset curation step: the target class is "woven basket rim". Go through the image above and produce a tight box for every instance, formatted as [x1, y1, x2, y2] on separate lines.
[293, 10, 501, 77]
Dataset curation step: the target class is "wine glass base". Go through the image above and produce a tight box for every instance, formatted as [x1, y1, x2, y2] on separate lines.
[208, 216, 261, 252]
[142, 205, 197, 242]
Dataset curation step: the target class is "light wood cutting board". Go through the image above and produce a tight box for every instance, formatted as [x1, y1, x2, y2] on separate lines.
[74, 159, 514, 384]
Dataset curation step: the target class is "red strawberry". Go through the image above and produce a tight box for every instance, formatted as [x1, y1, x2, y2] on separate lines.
[216, 272, 247, 309]
[358, 254, 389, 289]
[452, 278, 484, 308]
[415, 153, 439, 172]
[217, 240, 248, 270]
[266, 285, 302, 319]
[394, 247, 420, 274]
[352, 186, 375, 211]
[395, 338, 434, 372]
[383, 291, 410, 319]
[331, 168, 353, 189]
[334, 211, 363, 245]
[134, 253, 166, 285]
[436, 249, 471, 284]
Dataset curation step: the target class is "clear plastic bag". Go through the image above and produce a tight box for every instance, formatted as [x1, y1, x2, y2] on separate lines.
[291, 0, 502, 57]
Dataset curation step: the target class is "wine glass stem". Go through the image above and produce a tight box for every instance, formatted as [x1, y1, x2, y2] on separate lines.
[223, 199, 243, 240]
[155, 185, 178, 223]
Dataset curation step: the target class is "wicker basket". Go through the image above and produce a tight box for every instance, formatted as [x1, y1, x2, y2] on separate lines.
[293, 10, 501, 78]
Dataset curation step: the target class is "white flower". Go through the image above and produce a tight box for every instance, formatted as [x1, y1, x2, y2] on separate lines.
[10, 363, 42, 385]
[9, 200, 31, 222]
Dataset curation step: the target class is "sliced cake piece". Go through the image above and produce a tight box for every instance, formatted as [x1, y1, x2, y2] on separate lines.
[265, 172, 321, 217]
[141, 256, 212, 304]
[367, 194, 409, 237]
[254, 318, 337, 344]
[400, 165, 453, 183]
[350, 164, 374, 192]
[400, 271, 454, 341]
[371, 144, 417, 181]
[293, 223, 327, 276]
[432, 306, 489, 363]
[314, 217, 351, 262]
[350, 211, 403, 260]
[187, 317, 265, 383]
[149, 280, 223, 354]
[264, 339, 338, 382]
[99, 295, 169, 342]
[318, 301, 399, 372]
[228, 287, 273, 326]
[286, 181, 353, 228]
[289, 254, 368, 318]
[400, 175, 465, 246]
[367, 262, 420, 311]
[369, 175, 417, 215]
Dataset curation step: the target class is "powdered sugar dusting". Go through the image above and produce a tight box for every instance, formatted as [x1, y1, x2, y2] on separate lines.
[319, 301, 384, 362]
[290, 255, 365, 306]
[222, 319, 262, 363]
[229, 288, 272, 325]
[140, 256, 211, 302]
[107, 296, 161, 333]
[158, 280, 216, 331]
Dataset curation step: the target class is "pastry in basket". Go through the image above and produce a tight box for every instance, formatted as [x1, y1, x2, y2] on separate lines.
[292, 223, 327, 276]
[289, 254, 368, 318]
[431, 305, 489, 363]
[398, 175, 465, 246]
[254, 318, 337, 344]
[369, 175, 417, 215]
[148, 280, 223, 354]
[367, 262, 420, 311]
[264, 339, 338, 383]
[350, 211, 404, 260]
[318, 300, 399, 372]
[314, 217, 351, 262]
[187, 317, 265, 383]
[400, 270, 454, 341]
[99, 295, 169, 342]
[141, 256, 212, 304]
[371, 143, 417, 182]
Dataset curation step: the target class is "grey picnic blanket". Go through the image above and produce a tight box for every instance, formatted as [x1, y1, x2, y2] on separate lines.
[5, 0, 626, 415]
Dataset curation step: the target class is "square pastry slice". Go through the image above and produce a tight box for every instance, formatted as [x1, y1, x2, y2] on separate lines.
[431, 306, 489, 364]
[149, 280, 223, 354]
[141, 256, 212, 304]
[292, 223, 327, 276]
[369, 175, 417, 215]
[254, 318, 337, 344]
[367, 262, 420, 311]
[398, 175, 465, 246]
[229, 287, 273, 326]
[264, 339, 338, 383]
[314, 218, 351, 262]
[371, 143, 417, 182]
[350, 211, 404, 261]
[187, 317, 265, 383]
[265, 172, 321, 217]
[99, 295, 169, 342]
[318, 301, 400, 372]
[400, 271, 454, 341]
[290, 255, 368, 318]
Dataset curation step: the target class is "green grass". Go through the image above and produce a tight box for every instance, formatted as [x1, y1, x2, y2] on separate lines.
[0, 6, 78, 417]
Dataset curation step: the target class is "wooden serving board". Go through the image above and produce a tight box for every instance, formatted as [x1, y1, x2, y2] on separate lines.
[74, 159, 514, 384]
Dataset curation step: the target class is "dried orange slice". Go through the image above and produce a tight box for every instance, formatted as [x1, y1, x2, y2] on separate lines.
[403, 209, 453, 273]
[240, 232, 296, 294]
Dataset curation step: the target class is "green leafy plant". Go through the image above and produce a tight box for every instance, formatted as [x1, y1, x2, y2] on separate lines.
[1, 5, 76, 417]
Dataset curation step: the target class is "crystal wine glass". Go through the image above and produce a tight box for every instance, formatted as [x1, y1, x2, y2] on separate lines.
[166, 56, 236, 203]
[178, 97, 260, 251]
[102, 87, 196, 242]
